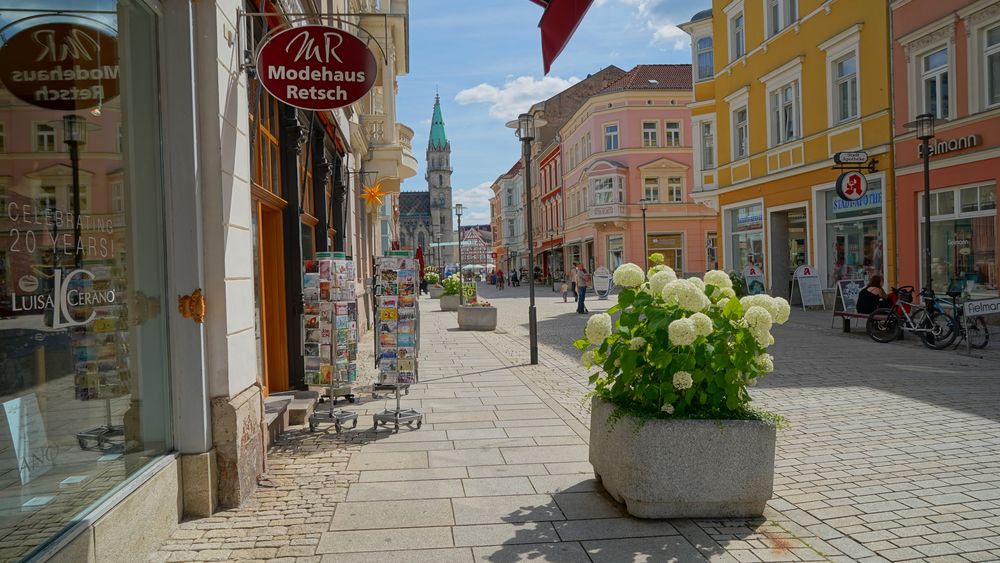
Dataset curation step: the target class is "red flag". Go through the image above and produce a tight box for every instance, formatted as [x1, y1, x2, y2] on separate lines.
[537, 0, 593, 74]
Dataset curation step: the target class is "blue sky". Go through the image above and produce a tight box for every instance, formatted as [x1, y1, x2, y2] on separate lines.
[396, 0, 710, 226]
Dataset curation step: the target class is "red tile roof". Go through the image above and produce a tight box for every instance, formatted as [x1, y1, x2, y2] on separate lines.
[601, 64, 692, 92]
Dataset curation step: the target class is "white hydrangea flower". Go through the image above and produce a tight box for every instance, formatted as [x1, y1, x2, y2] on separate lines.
[672, 370, 694, 390]
[720, 287, 736, 299]
[687, 276, 706, 291]
[668, 318, 697, 346]
[744, 306, 774, 347]
[649, 270, 677, 296]
[690, 312, 713, 337]
[704, 270, 733, 289]
[767, 334, 775, 346]
[612, 263, 646, 288]
[647, 264, 667, 277]
[662, 279, 710, 312]
[580, 350, 595, 368]
[661, 403, 675, 414]
[628, 336, 647, 350]
[756, 353, 774, 372]
[773, 297, 791, 324]
[585, 313, 613, 345]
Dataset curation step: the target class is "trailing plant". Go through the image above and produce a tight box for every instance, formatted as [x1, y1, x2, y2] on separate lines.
[442, 273, 462, 296]
[575, 259, 790, 421]
[424, 271, 441, 285]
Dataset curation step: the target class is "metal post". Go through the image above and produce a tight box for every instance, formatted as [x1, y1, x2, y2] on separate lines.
[641, 204, 648, 267]
[456, 210, 463, 305]
[922, 137, 932, 295]
[522, 138, 538, 365]
[68, 141, 81, 269]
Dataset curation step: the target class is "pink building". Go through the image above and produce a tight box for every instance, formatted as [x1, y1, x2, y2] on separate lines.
[891, 1, 999, 298]
[560, 65, 716, 275]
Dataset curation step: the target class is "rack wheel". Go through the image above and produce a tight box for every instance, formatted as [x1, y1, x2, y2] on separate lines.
[348, 395, 356, 403]
[416, 420, 422, 429]
[335, 422, 342, 434]
[351, 418, 358, 429]
[309, 422, 316, 432]
[78, 437, 87, 449]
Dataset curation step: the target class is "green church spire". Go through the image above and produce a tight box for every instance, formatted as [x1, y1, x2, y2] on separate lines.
[428, 93, 448, 150]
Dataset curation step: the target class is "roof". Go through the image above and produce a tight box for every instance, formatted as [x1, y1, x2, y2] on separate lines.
[690, 9, 712, 23]
[600, 64, 692, 92]
[428, 94, 448, 150]
[398, 192, 430, 216]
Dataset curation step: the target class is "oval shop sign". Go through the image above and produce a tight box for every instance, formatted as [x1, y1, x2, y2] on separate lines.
[256, 25, 377, 111]
[0, 22, 119, 111]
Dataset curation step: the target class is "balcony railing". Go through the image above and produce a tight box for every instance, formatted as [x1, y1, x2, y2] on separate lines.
[588, 203, 625, 220]
[361, 114, 387, 146]
[397, 123, 413, 151]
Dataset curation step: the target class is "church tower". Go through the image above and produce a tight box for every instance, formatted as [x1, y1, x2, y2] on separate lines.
[426, 94, 456, 263]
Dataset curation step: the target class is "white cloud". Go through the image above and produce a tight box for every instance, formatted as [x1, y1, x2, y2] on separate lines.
[453, 181, 494, 226]
[455, 75, 581, 121]
[618, 0, 698, 50]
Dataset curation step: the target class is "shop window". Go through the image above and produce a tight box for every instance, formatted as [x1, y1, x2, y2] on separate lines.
[643, 177, 659, 202]
[733, 106, 748, 159]
[834, 53, 858, 122]
[667, 177, 683, 203]
[701, 121, 715, 169]
[33, 123, 56, 152]
[696, 36, 714, 80]
[604, 124, 619, 151]
[824, 182, 883, 286]
[987, 25, 1000, 108]
[770, 81, 799, 146]
[649, 233, 684, 272]
[922, 185, 996, 297]
[728, 204, 764, 272]
[665, 122, 681, 147]
[921, 47, 950, 118]
[607, 235, 624, 270]
[642, 121, 658, 147]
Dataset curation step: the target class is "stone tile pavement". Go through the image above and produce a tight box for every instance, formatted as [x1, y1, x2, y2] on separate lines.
[148, 286, 1000, 562]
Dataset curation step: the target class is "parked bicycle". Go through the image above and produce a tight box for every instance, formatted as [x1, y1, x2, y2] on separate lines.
[939, 289, 990, 350]
[866, 286, 955, 349]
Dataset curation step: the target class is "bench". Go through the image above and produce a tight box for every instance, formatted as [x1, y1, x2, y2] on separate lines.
[832, 310, 869, 332]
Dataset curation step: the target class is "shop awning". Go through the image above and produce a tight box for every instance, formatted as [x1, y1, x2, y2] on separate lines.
[529, 0, 594, 74]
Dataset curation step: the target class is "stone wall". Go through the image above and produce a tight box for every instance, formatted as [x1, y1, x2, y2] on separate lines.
[211, 384, 263, 508]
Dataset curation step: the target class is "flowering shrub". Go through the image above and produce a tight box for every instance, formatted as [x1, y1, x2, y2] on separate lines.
[424, 271, 441, 285]
[465, 297, 493, 307]
[576, 259, 789, 419]
[442, 274, 462, 296]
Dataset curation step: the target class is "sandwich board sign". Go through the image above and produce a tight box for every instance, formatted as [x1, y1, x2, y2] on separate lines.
[593, 266, 611, 300]
[791, 265, 824, 310]
[742, 265, 766, 295]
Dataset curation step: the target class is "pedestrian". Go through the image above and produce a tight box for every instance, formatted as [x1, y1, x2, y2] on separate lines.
[569, 263, 578, 299]
[576, 263, 590, 314]
[497, 270, 505, 291]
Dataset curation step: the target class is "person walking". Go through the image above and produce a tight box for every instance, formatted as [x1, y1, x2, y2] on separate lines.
[496, 269, 505, 291]
[568, 263, 578, 299]
[576, 263, 590, 314]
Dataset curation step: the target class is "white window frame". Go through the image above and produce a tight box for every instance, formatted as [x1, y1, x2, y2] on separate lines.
[641, 121, 659, 147]
[985, 24, 1000, 109]
[760, 57, 803, 148]
[667, 177, 684, 203]
[833, 53, 859, 123]
[769, 81, 800, 146]
[962, 5, 1000, 113]
[765, 0, 798, 39]
[643, 177, 660, 203]
[729, 10, 746, 62]
[819, 25, 862, 127]
[733, 106, 749, 160]
[697, 119, 716, 170]
[900, 19, 955, 122]
[589, 174, 624, 205]
[921, 46, 951, 119]
[664, 121, 681, 147]
[33, 122, 57, 152]
[37, 184, 57, 209]
[603, 123, 620, 151]
[696, 36, 714, 81]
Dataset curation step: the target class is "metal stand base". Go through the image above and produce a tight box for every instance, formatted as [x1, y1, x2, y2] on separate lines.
[308, 407, 359, 433]
[76, 425, 124, 452]
[372, 383, 409, 399]
[373, 408, 422, 433]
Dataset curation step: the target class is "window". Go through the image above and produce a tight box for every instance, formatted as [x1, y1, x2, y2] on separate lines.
[770, 82, 799, 145]
[112, 181, 124, 213]
[730, 12, 745, 61]
[922, 47, 949, 118]
[665, 122, 681, 147]
[667, 177, 683, 203]
[0, 122, 5, 152]
[833, 53, 858, 122]
[590, 175, 624, 205]
[733, 106, 748, 159]
[706, 232, 718, 270]
[643, 177, 659, 202]
[34, 123, 56, 152]
[987, 25, 1000, 108]
[697, 37, 714, 80]
[506, 188, 513, 207]
[922, 185, 997, 298]
[701, 122, 715, 169]
[649, 233, 684, 272]
[642, 122, 658, 147]
[508, 219, 516, 238]
[604, 124, 619, 150]
[0, 179, 7, 209]
[608, 235, 625, 270]
[767, 0, 798, 38]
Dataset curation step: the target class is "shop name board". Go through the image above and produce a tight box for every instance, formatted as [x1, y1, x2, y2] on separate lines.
[918, 134, 980, 158]
[735, 212, 763, 231]
[964, 298, 1000, 318]
[9, 269, 116, 328]
[0, 22, 119, 111]
[833, 191, 882, 212]
[256, 25, 377, 111]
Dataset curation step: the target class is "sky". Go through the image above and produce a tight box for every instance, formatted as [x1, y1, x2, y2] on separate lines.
[396, 0, 711, 227]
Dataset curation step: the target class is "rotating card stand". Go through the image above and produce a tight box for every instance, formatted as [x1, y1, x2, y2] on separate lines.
[308, 380, 358, 433]
[372, 253, 422, 433]
[76, 399, 124, 452]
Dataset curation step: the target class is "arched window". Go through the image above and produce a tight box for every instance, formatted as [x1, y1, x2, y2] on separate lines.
[438, 174, 443, 186]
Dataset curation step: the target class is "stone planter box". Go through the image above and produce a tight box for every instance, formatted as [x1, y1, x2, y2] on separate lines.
[589, 396, 776, 519]
[457, 306, 497, 331]
[440, 294, 460, 311]
[428, 285, 444, 299]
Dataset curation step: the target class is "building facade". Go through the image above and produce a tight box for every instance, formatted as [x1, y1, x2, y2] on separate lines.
[681, 1, 896, 294]
[0, 0, 413, 559]
[535, 142, 565, 281]
[559, 65, 717, 276]
[891, 0, 999, 298]
[459, 225, 494, 271]
[497, 161, 526, 274]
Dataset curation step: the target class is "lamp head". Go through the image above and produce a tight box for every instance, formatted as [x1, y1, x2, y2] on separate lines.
[640, 198, 648, 211]
[454, 203, 463, 218]
[506, 113, 547, 141]
[906, 113, 937, 141]
[62, 114, 84, 143]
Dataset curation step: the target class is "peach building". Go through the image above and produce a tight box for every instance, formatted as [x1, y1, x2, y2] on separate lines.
[560, 65, 717, 275]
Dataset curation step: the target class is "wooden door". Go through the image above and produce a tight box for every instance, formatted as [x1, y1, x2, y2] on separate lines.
[256, 201, 289, 394]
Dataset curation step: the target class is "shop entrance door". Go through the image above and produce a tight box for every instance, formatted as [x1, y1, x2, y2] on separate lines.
[769, 207, 808, 298]
[254, 201, 289, 395]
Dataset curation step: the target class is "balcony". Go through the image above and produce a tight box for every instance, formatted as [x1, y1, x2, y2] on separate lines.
[588, 203, 626, 221]
[360, 114, 417, 192]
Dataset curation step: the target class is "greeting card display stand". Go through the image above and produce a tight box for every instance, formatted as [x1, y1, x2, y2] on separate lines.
[304, 253, 359, 433]
[372, 253, 422, 433]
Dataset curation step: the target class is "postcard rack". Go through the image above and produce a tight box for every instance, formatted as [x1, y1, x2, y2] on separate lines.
[372, 253, 422, 432]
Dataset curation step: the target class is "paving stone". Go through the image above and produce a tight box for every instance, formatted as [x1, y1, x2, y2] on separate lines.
[553, 492, 627, 520]
[501, 445, 589, 464]
[428, 448, 505, 467]
[316, 527, 454, 553]
[345, 479, 464, 501]
[554, 517, 678, 542]
[452, 522, 559, 546]
[330, 499, 454, 530]
[358, 467, 468, 482]
[346, 451, 428, 471]
[319, 547, 474, 562]
[466, 464, 549, 478]
[462, 476, 537, 497]
[529, 474, 600, 494]
[472, 542, 590, 562]
[583, 536, 709, 562]
[451, 494, 565, 525]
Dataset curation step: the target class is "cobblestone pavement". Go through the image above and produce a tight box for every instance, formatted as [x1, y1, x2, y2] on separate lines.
[149, 283, 1000, 562]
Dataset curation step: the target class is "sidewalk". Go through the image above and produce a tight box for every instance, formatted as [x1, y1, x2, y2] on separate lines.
[149, 291, 1000, 562]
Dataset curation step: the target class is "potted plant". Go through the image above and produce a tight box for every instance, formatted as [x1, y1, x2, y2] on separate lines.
[440, 274, 462, 311]
[425, 271, 444, 299]
[577, 255, 789, 519]
[457, 297, 497, 331]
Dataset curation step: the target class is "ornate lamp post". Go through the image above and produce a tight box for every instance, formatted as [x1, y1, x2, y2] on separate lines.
[455, 203, 464, 305]
[433, 229, 441, 271]
[508, 113, 547, 365]
[639, 197, 650, 267]
[63, 114, 85, 269]
[907, 113, 937, 295]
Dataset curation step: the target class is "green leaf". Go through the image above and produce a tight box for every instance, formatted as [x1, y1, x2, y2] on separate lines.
[724, 296, 741, 317]
[618, 290, 635, 308]
[608, 304, 621, 314]
[574, 339, 590, 351]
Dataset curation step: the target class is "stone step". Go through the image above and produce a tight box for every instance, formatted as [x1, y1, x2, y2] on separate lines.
[269, 390, 320, 426]
[263, 396, 292, 448]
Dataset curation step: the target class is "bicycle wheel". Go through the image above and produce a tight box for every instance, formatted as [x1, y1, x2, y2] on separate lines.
[967, 317, 990, 349]
[867, 308, 898, 343]
[920, 309, 957, 350]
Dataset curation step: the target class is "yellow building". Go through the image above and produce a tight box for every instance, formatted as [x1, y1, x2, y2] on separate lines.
[680, 1, 895, 296]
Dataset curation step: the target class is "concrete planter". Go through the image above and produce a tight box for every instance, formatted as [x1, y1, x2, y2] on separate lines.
[428, 285, 445, 299]
[457, 306, 497, 331]
[440, 294, 460, 311]
[589, 396, 776, 519]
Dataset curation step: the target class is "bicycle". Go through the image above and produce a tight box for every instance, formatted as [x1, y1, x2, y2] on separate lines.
[866, 286, 955, 349]
[941, 290, 990, 350]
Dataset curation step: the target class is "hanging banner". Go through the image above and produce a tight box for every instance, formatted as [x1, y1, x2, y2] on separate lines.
[256, 24, 378, 111]
[0, 22, 120, 111]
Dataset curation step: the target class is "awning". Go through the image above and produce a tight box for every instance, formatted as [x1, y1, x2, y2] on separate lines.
[529, 0, 594, 74]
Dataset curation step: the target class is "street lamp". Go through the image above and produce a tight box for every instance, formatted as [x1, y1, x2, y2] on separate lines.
[455, 203, 464, 305]
[906, 113, 937, 295]
[63, 114, 85, 268]
[433, 229, 441, 271]
[507, 112, 547, 365]
[639, 198, 650, 267]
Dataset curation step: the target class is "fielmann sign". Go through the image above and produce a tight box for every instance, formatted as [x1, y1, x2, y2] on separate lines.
[256, 24, 377, 111]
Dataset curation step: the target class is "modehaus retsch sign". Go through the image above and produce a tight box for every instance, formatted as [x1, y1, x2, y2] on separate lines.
[256, 24, 377, 111]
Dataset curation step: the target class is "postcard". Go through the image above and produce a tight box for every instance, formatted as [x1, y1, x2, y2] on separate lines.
[320, 281, 331, 301]
[321, 322, 332, 340]
[320, 364, 333, 384]
[381, 308, 398, 321]
[398, 371, 416, 384]
[397, 333, 415, 347]
[397, 358, 415, 372]
[305, 357, 321, 371]
[320, 345, 332, 362]
[319, 260, 332, 281]
[304, 343, 320, 357]
[320, 302, 333, 322]
[399, 294, 416, 307]
[397, 346, 415, 360]
[304, 371, 322, 386]
[305, 329, 321, 344]
[304, 260, 319, 274]
[379, 332, 397, 347]
[398, 270, 416, 284]
[398, 308, 416, 320]
[304, 302, 320, 315]
[304, 315, 319, 329]
[304, 273, 319, 289]
[398, 283, 415, 296]
[380, 296, 398, 309]
[398, 320, 415, 334]
[303, 288, 320, 302]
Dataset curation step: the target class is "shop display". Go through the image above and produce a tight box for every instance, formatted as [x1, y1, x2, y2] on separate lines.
[372, 253, 422, 432]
